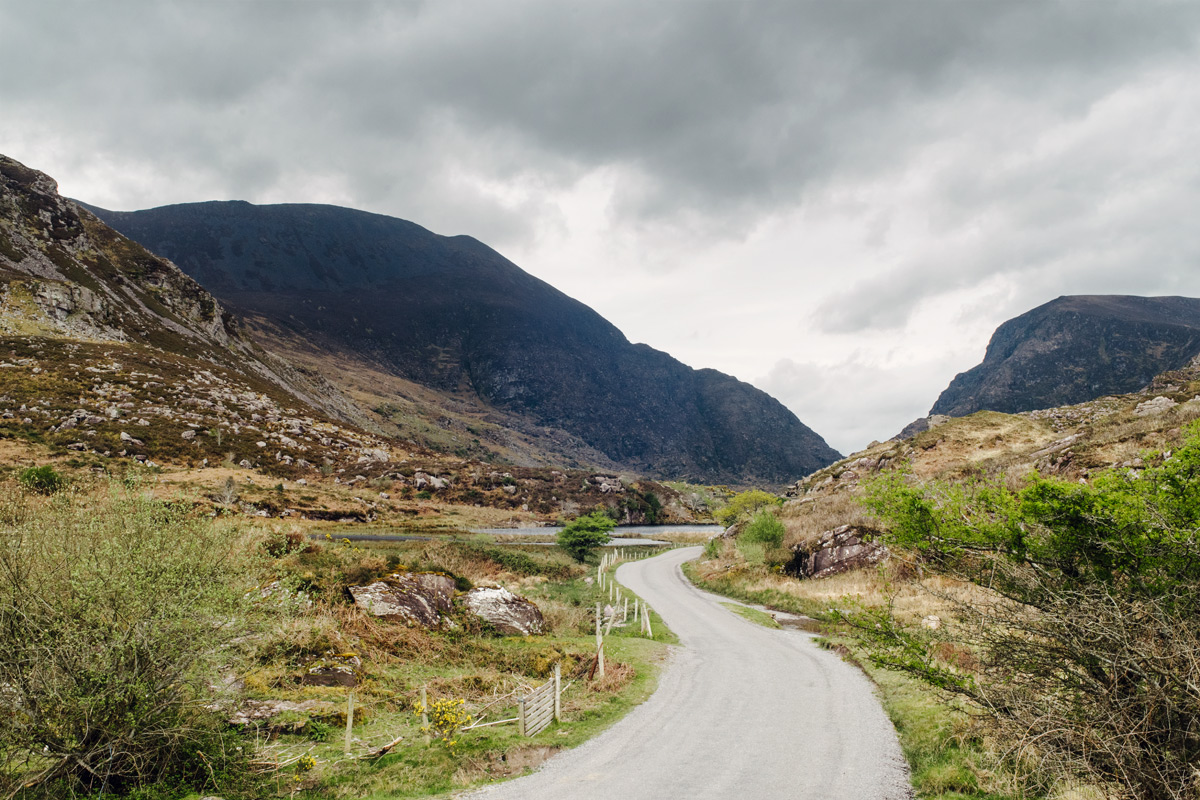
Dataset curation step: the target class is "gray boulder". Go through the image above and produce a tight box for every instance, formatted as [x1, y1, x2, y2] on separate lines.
[462, 587, 544, 635]
[348, 572, 457, 628]
[790, 525, 888, 580]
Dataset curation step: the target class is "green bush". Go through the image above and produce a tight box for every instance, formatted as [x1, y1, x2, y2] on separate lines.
[556, 511, 615, 562]
[0, 486, 266, 796]
[741, 509, 785, 547]
[17, 465, 66, 495]
[852, 420, 1200, 800]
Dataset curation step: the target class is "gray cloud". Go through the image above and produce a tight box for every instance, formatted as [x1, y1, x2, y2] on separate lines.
[5, 1, 1200, 447]
[6, 2, 1198, 231]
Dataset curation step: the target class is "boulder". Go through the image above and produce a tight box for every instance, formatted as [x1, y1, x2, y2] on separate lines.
[348, 572, 457, 628]
[228, 699, 339, 730]
[302, 653, 362, 687]
[789, 524, 888, 580]
[1135, 396, 1178, 416]
[462, 587, 544, 635]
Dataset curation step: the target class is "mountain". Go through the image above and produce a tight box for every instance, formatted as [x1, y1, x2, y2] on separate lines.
[0, 153, 418, 474]
[87, 200, 840, 483]
[0, 153, 722, 526]
[929, 295, 1200, 418]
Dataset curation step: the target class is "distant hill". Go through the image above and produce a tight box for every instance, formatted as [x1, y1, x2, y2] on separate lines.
[929, 295, 1200, 417]
[88, 200, 840, 483]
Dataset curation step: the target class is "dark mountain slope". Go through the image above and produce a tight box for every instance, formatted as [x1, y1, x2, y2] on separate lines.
[931, 295, 1200, 417]
[89, 201, 839, 483]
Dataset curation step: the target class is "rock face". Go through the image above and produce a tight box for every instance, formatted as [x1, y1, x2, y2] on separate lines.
[347, 572, 457, 628]
[788, 525, 888, 580]
[894, 414, 950, 441]
[88, 200, 841, 484]
[462, 587, 544, 635]
[931, 295, 1200, 417]
[0, 155, 236, 353]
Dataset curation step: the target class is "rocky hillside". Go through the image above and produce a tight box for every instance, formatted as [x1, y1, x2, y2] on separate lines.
[0, 154, 415, 476]
[0, 154, 712, 526]
[929, 295, 1200, 418]
[778, 354, 1200, 577]
[88, 200, 839, 484]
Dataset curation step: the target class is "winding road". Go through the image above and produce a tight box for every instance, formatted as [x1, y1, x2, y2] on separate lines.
[463, 546, 912, 799]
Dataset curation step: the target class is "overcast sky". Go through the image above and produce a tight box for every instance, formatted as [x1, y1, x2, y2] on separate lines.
[4, 1, 1200, 454]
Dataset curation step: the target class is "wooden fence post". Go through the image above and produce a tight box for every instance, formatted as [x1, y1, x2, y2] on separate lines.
[645, 607, 653, 637]
[595, 602, 606, 678]
[518, 697, 527, 737]
[344, 690, 355, 755]
[554, 662, 562, 722]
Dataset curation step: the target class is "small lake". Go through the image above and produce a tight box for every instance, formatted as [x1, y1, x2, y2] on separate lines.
[310, 524, 721, 546]
[473, 524, 724, 537]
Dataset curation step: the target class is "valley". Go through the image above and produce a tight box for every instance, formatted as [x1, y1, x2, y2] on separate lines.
[6, 147, 1200, 800]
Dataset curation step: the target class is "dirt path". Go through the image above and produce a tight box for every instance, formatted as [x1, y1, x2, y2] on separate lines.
[462, 546, 911, 799]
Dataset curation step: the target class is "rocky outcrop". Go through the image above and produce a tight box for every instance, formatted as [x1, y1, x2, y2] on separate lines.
[1135, 396, 1179, 416]
[894, 414, 950, 441]
[0, 155, 238, 353]
[348, 572, 457, 628]
[931, 295, 1200, 418]
[462, 587, 544, 635]
[788, 525, 888, 580]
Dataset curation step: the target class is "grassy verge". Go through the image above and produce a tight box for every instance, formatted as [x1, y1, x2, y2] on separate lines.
[719, 602, 780, 629]
[681, 557, 1032, 800]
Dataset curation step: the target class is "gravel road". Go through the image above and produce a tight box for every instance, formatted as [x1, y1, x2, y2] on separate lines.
[462, 546, 912, 800]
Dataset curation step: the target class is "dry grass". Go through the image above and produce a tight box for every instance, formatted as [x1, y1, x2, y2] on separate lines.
[781, 490, 872, 549]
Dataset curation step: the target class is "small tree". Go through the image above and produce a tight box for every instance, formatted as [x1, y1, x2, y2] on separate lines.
[557, 511, 615, 562]
[714, 489, 781, 527]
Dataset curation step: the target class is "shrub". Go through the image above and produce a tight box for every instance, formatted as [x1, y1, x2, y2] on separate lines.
[419, 697, 472, 749]
[0, 485, 264, 796]
[741, 509, 785, 547]
[556, 511, 615, 562]
[703, 536, 722, 559]
[17, 465, 65, 495]
[851, 421, 1200, 800]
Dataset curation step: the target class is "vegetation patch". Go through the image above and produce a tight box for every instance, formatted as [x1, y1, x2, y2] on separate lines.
[719, 602, 780, 629]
